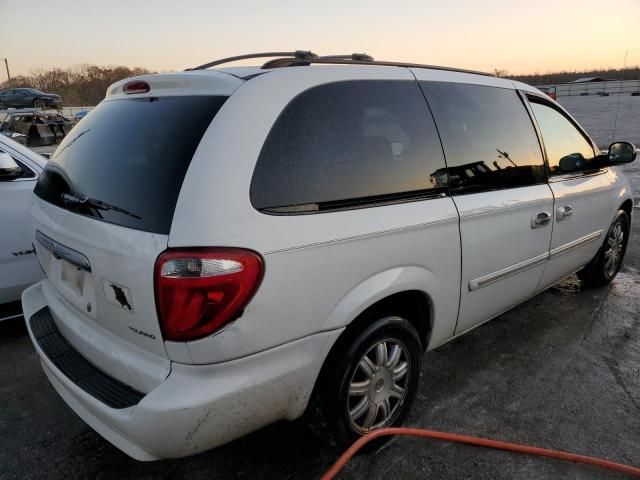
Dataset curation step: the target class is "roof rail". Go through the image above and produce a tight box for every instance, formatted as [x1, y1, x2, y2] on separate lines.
[185, 50, 494, 78]
[187, 50, 318, 71]
[317, 53, 375, 62]
[261, 56, 494, 77]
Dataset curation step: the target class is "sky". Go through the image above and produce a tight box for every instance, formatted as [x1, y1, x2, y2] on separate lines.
[1, 0, 639, 79]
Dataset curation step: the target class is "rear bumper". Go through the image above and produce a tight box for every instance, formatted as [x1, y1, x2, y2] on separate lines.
[22, 282, 342, 460]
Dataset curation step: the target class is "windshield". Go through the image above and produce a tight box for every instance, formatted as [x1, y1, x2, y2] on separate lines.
[34, 95, 227, 233]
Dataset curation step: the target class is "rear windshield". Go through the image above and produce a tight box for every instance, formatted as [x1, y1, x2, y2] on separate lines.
[34, 95, 227, 233]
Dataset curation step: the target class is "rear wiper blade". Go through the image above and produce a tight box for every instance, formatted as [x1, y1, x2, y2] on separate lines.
[61, 193, 141, 219]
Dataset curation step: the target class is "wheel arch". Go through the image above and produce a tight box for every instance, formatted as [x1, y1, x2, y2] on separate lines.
[320, 266, 438, 350]
[620, 198, 633, 221]
[304, 265, 460, 420]
[306, 287, 432, 418]
[317, 286, 434, 391]
[337, 290, 432, 351]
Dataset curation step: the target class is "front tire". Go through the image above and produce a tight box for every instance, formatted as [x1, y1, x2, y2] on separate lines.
[33, 99, 45, 109]
[320, 315, 423, 448]
[578, 209, 630, 287]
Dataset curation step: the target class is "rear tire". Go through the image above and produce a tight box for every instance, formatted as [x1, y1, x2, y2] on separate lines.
[33, 99, 45, 109]
[0, 101, 6, 110]
[578, 210, 630, 287]
[319, 314, 423, 449]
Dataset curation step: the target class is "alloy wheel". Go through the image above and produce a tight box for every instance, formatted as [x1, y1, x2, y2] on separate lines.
[347, 337, 411, 433]
[604, 221, 625, 278]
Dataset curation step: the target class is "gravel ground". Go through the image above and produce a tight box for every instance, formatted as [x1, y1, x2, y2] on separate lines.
[0, 97, 638, 480]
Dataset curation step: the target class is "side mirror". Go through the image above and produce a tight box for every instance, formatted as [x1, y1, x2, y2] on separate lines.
[0, 151, 22, 180]
[558, 152, 587, 173]
[606, 141, 636, 165]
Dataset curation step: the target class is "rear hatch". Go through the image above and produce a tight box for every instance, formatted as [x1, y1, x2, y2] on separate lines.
[31, 79, 233, 372]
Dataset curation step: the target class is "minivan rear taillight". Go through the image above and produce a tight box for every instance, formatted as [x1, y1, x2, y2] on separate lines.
[155, 248, 264, 341]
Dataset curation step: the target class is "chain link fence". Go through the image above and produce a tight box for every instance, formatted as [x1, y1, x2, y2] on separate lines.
[539, 79, 640, 97]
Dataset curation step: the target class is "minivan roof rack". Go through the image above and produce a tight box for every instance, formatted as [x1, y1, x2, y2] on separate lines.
[261, 55, 494, 77]
[186, 50, 493, 78]
[187, 51, 318, 71]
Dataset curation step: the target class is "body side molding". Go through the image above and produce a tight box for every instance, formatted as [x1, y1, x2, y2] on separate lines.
[469, 230, 603, 291]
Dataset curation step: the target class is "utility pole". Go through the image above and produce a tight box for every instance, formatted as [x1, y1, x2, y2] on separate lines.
[1, 58, 10, 87]
[611, 50, 628, 142]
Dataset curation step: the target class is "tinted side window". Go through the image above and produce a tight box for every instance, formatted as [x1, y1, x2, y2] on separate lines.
[250, 81, 447, 213]
[420, 82, 546, 194]
[529, 100, 595, 175]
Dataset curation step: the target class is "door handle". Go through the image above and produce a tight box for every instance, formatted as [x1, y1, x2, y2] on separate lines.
[556, 205, 573, 221]
[531, 211, 551, 228]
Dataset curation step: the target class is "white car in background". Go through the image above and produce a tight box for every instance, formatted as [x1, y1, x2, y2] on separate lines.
[0, 135, 46, 321]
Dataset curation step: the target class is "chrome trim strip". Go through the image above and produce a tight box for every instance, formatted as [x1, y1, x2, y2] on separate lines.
[265, 215, 458, 255]
[0, 313, 23, 322]
[469, 230, 603, 291]
[469, 252, 549, 291]
[547, 169, 607, 183]
[549, 230, 602, 259]
[35, 230, 91, 272]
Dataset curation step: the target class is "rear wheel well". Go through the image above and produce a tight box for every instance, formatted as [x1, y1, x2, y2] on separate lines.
[620, 199, 633, 219]
[307, 290, 432, 419]
[348, 290, 432, 351]
[322, 290, 432, 379]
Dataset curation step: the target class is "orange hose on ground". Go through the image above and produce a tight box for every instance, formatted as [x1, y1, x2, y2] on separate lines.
[321, 427, 640, 479]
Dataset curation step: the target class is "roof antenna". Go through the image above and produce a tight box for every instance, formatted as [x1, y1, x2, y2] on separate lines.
[611, 50, 628, 144]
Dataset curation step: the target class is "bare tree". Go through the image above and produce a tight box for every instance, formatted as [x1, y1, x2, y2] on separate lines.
[493, 68, 509, 78]
[0, 64, 153, 106]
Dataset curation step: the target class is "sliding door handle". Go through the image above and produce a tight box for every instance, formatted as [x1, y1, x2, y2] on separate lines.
[556, 205, 573, 221]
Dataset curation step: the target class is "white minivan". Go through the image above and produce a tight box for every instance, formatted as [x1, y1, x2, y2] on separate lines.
[22, 52, 636, 461]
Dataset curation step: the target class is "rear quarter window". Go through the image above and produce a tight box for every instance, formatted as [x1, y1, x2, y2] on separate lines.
[34, 95, 227, 233]
[250, 80, 447, 213]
